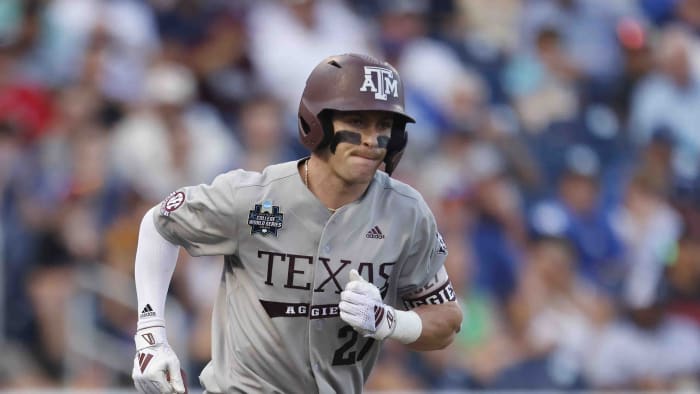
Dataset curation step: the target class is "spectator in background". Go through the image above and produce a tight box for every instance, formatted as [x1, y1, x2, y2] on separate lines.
[613, 170, 683, 315]
[39, 0, 159, 99]
[415, 126, 474, 210]
[674, 0, 700, 34]
[585, 274, 700, 390]
[465, 143, 526, 303]
[0, 45, 53, 145]
[455, 0, 522, 58]
[530, 145, 625, 294]
[666, 234, 700, 326]
[234, 95, 300, 172]
[364, 341, 426, 391]
[452, 0, 523, 81]
[519, 0, 641, 83]
[153, 2, 255, 127]
[190, 10, 254, 127]
[246, 0, 372, 114]
[413, 68, 493, 203]
[0, 32, 57, 343]
[374, 0, 486, 151]
[636, 126, 675, 192]
[0, 118, 50, 387]
[503, 25, 581, 134]
[423, 0, 512, 107]
[9, 106, 120, 383]
[109, 61, 241, 201]
[629, 25, 700, 186]
[496, 236, 612, 390]
[0, 6, 97, 383]
[612, 17, 654, 120]
[640, 0, 678, 26]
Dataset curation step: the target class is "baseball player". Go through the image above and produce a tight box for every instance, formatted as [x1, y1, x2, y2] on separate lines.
[131, 53, 463, 393]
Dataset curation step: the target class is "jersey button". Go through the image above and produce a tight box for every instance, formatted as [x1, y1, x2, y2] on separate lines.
[323, 245, 331, 253]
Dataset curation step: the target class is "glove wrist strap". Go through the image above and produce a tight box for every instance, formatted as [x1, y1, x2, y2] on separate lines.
[137, 316, 166, 331]
[389, 310, 422, 344]
[135, 324, 167, 350]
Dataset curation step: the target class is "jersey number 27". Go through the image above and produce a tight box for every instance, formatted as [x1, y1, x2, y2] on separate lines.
[332, 325, 376, 366]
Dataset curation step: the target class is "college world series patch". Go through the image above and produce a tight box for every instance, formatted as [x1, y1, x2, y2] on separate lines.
[248, 200, 284, 236]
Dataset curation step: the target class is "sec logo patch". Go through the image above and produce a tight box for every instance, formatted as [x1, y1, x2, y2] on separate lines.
[160, 191, 185, 217]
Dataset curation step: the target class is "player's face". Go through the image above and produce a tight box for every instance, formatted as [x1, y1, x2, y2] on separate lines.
[328, 110, 393, 184]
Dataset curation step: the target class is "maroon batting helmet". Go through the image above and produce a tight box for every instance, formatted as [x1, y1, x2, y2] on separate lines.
[298, 53, 415, 175]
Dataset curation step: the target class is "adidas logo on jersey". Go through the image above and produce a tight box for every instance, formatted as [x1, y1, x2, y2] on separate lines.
[140, 304, 156, 318]
[365, 226, 385, 239]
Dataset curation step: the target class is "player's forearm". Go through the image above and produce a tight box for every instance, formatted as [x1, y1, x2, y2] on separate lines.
[134, 206, 180, 330]
[404, 301, 462, 351]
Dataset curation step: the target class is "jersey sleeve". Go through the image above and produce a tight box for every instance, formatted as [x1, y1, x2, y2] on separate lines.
[395, 200, 449, 304]
[400, 266, 457, 309]
[153, 171, 241, 257]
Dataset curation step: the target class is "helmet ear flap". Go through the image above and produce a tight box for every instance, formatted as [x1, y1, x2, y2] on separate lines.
[384, 120, 408, 176]
[298, 102, 324, 150]
[384, 148, 405, 176]
[299, 105, 334, 152]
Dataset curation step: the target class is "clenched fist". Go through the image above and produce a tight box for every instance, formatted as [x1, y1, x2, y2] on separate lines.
[339, 269, 397, 340]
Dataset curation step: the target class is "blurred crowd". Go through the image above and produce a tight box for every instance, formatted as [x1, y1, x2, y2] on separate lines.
[1, 0, 700, 391]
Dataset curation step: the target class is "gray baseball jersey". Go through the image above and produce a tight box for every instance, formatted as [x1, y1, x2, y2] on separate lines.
[153, 159, 452, 393]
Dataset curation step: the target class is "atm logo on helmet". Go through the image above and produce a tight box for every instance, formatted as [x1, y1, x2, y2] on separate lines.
[360, 66, 398, 101]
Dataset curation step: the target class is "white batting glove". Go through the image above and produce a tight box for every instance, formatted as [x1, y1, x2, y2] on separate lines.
[132, 326, 187, 394]
[339, 269, 397, 340]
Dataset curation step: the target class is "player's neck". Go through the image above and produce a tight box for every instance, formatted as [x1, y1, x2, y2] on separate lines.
[303, 157, 370, 212]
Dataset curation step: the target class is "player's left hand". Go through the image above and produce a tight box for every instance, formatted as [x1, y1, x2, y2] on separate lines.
[132, 326, 187, 394]
[339, 269, 397, 340]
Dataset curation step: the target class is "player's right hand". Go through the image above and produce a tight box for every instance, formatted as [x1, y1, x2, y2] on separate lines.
[132, 326, 187, 394]
[340, 269, 397, 340]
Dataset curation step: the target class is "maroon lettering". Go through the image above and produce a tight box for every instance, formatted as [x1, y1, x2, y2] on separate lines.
[284, 254, 313, 290]
[378, 262, 395, 298]
[256, 250, 394, 296]
[314, 258, 351, 293]
[259, 251, 286, 286]
[357, 262, 374, 283]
